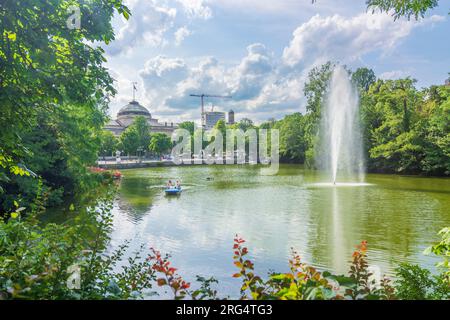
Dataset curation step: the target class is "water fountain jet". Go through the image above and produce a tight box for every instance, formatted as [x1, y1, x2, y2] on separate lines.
[319, 65, 365, 185]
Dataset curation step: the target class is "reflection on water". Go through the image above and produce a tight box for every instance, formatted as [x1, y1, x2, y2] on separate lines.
[109, 164, 450, 298]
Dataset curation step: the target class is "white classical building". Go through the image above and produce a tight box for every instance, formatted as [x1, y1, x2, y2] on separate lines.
[105, 100, 177, 136]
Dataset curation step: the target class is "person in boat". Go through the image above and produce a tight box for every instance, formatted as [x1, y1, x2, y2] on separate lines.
[176, 180, 181, 189]
[167, 180, 173, 188]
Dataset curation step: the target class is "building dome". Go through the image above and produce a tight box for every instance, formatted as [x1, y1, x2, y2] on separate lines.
[117, 100, 151, 118]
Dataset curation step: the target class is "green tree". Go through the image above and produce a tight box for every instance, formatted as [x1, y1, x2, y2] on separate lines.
[178, 121, 195, 135]
[99, 131, 118, 157]
[119, 116, 151, 156]
[149, 133, 173, 156]
[0, 0, 130, 209]
[0, 0, 130, 160]
[274, 113, 307, 163]
[178, 121, 196, 153]
[1, 101, 111, 211]
[231, 118, 254, 132]
[303, 61, 335, 167]
[420, 86, 450, 175]
[214, 119, 227, 151]
[361, 78, 423, 173]
[313, 0, 443, 20]
[352, 67, 376, 92]
[259, 118, 277, 130]
[366, 0, 441, 20]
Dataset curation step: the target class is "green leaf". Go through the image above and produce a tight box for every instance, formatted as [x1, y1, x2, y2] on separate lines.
[7, 32, 16, 41]
[326, 274, 356, 286]
[270, 274, 288, 281]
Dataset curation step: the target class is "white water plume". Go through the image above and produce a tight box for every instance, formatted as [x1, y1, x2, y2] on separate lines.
[319, 65, 365, 184]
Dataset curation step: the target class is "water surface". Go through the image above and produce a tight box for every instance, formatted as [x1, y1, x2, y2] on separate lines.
[108, 164, 450, 297]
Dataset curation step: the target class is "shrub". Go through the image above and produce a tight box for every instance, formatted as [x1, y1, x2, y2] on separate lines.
[0, 192, 156, 300]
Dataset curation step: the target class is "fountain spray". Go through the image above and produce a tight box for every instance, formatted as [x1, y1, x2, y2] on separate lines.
[320, 65, 365, 184]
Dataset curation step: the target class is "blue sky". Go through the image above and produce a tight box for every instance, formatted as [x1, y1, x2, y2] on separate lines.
[104, 0, 450, 124]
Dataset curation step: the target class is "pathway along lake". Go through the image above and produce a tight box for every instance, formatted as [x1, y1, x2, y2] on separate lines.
[107, 165, 450, 297]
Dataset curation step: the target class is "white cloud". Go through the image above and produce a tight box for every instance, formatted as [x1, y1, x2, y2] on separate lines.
[109, 10, 445, 122]
[174, 26, 192, 45]
[229, 43, 274, 100]
[139, 55, 189, 109]
[106, 0, 213, 56]
[107, 0, 177, 56]
[282, 12, 444, 68]
[176, 0, 212, 19]
[379, 70, 411, 80]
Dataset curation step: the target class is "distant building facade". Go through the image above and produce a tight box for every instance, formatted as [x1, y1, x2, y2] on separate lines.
[228, 110, 235, 125]
[203, 111, 226, 130]
[105, 100, 176, 136]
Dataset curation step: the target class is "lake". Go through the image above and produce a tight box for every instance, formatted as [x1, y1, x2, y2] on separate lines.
[107, 164, 450, 298]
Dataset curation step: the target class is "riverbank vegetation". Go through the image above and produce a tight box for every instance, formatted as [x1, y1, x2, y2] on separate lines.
[173, 66, 449, 176]
[106, 116, 173, 158]
[270, 64, 450, 176]
[0, 0, 131, 213]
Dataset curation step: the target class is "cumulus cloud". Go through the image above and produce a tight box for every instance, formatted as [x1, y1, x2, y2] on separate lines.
[175, 0, 212, 19]
[282, 12, 443, 68]
[379, 70, 411, 80]
[120, 11, 444, 122]
[107, 0, 177, 56]
[106, 0, 212, 56]
[229, 43, 274, 100]
[174, 26, 192, 46]
[139, 55, 189, 109]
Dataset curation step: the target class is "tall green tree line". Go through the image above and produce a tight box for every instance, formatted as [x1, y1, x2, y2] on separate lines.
[0, 0, 130, 212]
[271, 63, 449, 175]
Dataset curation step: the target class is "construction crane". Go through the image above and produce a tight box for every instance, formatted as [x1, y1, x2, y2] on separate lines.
[190, 94, 232, 128]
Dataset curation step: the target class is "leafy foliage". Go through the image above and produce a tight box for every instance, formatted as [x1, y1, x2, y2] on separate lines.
[99, 130, 119, 157]
[394, 263, 449, 300]
[119, 116, 151, 155]
[265, 62, 449, 176]
[0, 0, 130, 210]
[366, 0, 441, 20]
[149, 133, 173, 156]
[0, 191, 156, 300]
[177, 121, 195, 135]
[274, 113, 307, 163]
[361, 79, 449, 174]
[425, 227, 450, 281]
[0, 0, 129, 160]
[230, 118, 255, 132]
[352, 67, 376, 92]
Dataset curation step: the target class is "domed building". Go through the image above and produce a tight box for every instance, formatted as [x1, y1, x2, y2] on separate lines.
[105, 100, 177, 136]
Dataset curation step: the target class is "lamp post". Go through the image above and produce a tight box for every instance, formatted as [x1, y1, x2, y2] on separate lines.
[137, 146, 144, 163]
